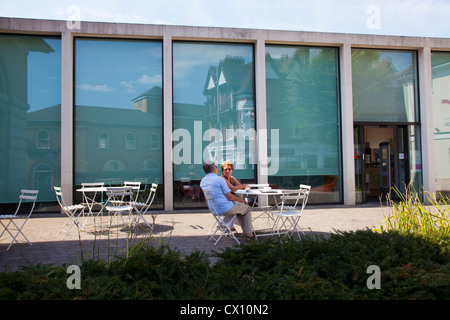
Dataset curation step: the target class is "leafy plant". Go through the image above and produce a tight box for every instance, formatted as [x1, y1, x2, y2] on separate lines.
[376, 186, 450, 252]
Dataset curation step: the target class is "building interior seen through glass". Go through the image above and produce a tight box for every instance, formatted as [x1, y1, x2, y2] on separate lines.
[352, 49, 422, 203]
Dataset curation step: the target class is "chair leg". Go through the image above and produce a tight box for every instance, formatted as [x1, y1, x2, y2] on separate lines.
[2, 218, 32, 250]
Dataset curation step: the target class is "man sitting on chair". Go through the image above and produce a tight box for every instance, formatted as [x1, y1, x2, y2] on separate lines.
[200, 161, 255, 241]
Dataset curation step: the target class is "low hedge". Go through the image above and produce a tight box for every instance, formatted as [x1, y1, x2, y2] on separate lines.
[0, 230, 448, 300]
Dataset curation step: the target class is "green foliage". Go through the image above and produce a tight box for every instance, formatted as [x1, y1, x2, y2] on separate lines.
[376, 186, 450, 253]
[1, 230, 448, 300]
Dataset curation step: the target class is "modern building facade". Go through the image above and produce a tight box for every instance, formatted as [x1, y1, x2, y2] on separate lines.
[0, 17, 449, 212]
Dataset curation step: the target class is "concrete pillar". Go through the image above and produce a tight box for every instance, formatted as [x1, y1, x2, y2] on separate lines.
[340, 43, 356, 205]
[255, 38, 268, 185]
[163, 33, 174, 211]
[61, 30, 74, 205]
[418, 47, 435, 194]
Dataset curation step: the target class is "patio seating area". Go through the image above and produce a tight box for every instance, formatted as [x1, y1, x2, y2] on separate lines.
[0, 204, 387, 272]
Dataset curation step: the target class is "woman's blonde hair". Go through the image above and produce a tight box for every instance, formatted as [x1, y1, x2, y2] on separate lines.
[221, 160, 234, 171]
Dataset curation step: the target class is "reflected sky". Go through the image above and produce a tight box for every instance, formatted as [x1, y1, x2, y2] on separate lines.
[75, 38, 162, 109]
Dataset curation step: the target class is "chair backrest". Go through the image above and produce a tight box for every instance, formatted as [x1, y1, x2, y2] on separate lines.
[136, 183, 158, 206]
[15, 189, 39, 217]
[202, 190, 220, 216]
[145, 183, 158, 204]
[281, 185, 310, 211]
[54, 186, 65, 206]
[124, 181, 141, 201]
[106, 187, 134, 206]
[81, 182, 104, 188]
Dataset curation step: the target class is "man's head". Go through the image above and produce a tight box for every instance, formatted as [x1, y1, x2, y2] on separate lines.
[203, 160, 218, 174]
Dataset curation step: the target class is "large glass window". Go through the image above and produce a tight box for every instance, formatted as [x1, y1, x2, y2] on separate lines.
[352, 49, 418, 122]
[0, 35, 61, 210]
[173, 42, 256, 208]
[432, 51, 450, 196]
[265, 45, 341, 204]
[74, 38, 163, 208]
[352, 49, 421, 202]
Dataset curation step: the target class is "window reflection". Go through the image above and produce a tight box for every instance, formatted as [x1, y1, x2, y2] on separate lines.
[352, 49, 418, 122]
[265, 45, 341, 204]
[432, 52, 450, 196]
[173, 42, 256, 208]
[0, 35, 61, 206]
[74, 39, 163, 207]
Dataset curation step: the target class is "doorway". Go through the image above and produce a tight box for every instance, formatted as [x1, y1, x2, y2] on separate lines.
[354, 125, 409, 203]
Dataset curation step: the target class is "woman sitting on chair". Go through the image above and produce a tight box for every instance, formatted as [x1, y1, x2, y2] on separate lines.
[220, 161, 252, 231]
[220, 160, 249, 192]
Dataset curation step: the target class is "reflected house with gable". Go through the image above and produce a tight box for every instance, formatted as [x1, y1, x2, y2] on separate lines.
[203, 56, 255, 171]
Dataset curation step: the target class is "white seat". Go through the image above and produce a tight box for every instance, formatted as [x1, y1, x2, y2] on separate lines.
[271, 185, 310, 238]
[131, 183, 158, 229]
[105, 187, 135, 227]
[203, 190, 240, 246]
[0, 189, 39, 250]
[54, 186, 87, 236]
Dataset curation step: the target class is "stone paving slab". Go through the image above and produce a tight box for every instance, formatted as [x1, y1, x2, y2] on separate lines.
[0, 205, 388, 272]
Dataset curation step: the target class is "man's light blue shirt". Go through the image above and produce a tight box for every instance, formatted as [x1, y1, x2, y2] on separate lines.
[200, 173, 233, 214]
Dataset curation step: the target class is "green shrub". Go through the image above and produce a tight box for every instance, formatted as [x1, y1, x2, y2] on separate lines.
[0, 230, 448, 300]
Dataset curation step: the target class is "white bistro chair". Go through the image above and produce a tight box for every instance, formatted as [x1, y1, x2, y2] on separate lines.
[271, 185, 310, 238]
[0, 189, 39, 250]
[123, 181, 141, 202]
[105, 187, 135, 227]
[203, 190, 240, 246]
[130, 183, 158, 229]
[54, 186, 87, 236]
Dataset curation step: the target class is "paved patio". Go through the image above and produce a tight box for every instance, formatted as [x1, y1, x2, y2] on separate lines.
[0, 204, 389, 272]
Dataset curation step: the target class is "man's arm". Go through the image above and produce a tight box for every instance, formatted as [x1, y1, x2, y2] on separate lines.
[225, 191, 248, 204]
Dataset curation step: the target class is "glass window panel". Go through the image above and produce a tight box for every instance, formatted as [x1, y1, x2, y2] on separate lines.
[265, 45, 341, 204]
[432, 51, 450, 195]
[352, 49, 418, 122]
[74, 38, 163, 207]
[0, 35, 61, 209]
[173, 42, 256, 208]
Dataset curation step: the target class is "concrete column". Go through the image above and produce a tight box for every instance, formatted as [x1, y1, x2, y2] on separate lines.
[61, 30, 74, 205]
[254, 38, 269, 207]
[163, 33, 174, 211]
[418, 47, 435, 194]
[339, 43, 356, 205]
[255, 38, 268, 185]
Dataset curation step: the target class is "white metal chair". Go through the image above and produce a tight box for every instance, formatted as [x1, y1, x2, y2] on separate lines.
[131, 183, 158, 229]
[54, 186, 87, 236]
[271, 185, 310, 238]
[123, 181, 141, 202]
[80, 182, 105, 216]
[105, 187, 135, 227]
[203, 190, 240, 246]
[0, 189, 39, 250]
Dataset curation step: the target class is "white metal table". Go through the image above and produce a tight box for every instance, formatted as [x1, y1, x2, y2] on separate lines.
[236, 188, 284, 239]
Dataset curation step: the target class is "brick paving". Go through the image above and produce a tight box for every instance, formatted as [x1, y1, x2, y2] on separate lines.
[0, 205, 388, 272]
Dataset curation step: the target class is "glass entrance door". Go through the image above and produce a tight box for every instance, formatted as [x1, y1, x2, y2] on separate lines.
[354, 125, 411, 203]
